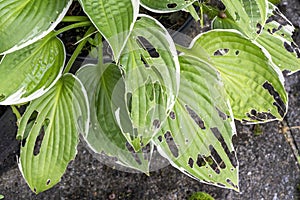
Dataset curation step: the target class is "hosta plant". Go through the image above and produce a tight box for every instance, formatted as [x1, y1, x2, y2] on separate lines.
[0, 0, 299, 193]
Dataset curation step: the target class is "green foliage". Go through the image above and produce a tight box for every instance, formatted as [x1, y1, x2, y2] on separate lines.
[188, 192, 214, 200]
[0, 194, 3, 200]
[0, 0, 299, 194]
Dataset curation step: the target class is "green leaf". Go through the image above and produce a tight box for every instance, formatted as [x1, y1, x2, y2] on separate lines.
[188, 192, 214, 200]
[182, 30, 287, 122]
[213, 3, 300, 73]
[18, 74, 89, 193]
[212, 16, 242, 31]
[140, 0, 196, 13]
[76, 63, 150, 173]
[256, 3, 300, 73]
[153, 55, 238, 190]
[0, 0, 72, 54]
[78, 0, 139, 60]
[0, 34, 65, 105]
[118, 15, 180, 151]
[221, 0, 268, 39]
[184, 4, 200, 21]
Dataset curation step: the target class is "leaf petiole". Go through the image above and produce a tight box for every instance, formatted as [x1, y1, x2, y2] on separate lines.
[61, 16, 89, 22]
[63, 25, 96, 74]
[54, 21, 92, 36]
[10, 105, 21, 126]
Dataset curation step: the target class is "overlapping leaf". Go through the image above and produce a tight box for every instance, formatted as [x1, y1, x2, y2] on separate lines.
[18, 74, 89, 193]
[0, 34, 65, 105]
[118, 15, 180, 151]
[0, 0, 72, 54]
[76, 63, 150, 173]
[140, 0, 196, 13]
[181, 30, 287, 122]
[153, 55, 238, 190]
[213, 3, 300, 73]
[79, 0, 139, 60]
[256, 3, 300, 73]
[221, 0, 268, 39]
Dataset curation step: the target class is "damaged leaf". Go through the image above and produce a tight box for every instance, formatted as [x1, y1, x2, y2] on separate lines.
[220, 0, 268, 39]
[140, 0, 196, 13]
[76, 63, 150, 174]
[153, 55, 238, 190]
[213, 3, 300, 73]
[18, 74, 89, 193]
[181, 30, 287, 122]
[118, 15, 180, 151]
[256, 3, 300, 73]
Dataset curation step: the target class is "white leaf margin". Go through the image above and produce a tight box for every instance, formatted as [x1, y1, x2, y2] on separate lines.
[0, 0, 72, 55]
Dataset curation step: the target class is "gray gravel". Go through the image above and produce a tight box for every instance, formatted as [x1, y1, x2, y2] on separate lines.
[0, 0, 300, 199]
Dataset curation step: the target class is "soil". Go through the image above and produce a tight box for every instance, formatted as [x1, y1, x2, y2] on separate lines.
[0, 0, 300, 199]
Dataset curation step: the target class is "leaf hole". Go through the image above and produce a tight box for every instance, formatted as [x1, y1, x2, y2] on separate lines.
[235, 50, 240, 56]
[140, 55, 150, 68]
[167, 3, 177, 8]
[142, 143, 152, 160]
[226, 178, 238, 190]
[213, 48, 229, 56]
[158, 135, 163, 142]
[256, 23, 262, 34]
[169, 111, 176, 120]
[284, 42, 294, 53]
[153, 119, 161, 129]
[205, 156, 219, 174]
[196, 155, 206, 167]
[215, 107, 228, 120]
[136, 36, 160, 58]
[217, 183, 226, 187]
[21, 138, 27, 147]
[269, 11, 292, 26]
[246, 110, 275, 121]
[211, 127, 238, 168]
[295, 49, 300, 58]
[267, 29, 272, 34]
[33, 119, 50, 156]
[164, 131, 179, 158]
[46, 179, 51, 185]
[209, 145, 226, 169]
[185, 105, 206, 130]
[263, 81, 286, 117]
[126, 142, 142, 165]
[188, 157, 194, 168]
[126, 93, 132, 113]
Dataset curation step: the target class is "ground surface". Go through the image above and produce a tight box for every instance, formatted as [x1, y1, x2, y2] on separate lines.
[0, 0, 300, 199]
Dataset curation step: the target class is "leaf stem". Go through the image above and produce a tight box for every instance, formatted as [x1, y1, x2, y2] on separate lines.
[11, 105, 21, 126]
[55, 21, 92, 36]
[63, 25, 96, 74]
[61, 16, 89, 22]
